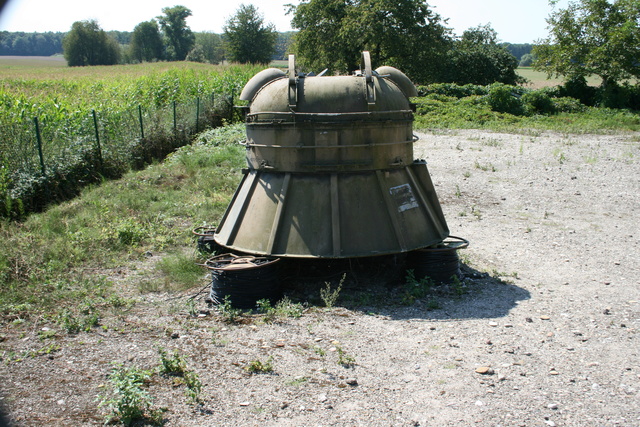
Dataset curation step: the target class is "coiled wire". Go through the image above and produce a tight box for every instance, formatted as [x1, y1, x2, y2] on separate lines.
[205, 254, 282, 309]
[407, 236, 469, 284]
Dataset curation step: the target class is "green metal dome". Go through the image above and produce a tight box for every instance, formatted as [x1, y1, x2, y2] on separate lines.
[214, 53, 449, 258]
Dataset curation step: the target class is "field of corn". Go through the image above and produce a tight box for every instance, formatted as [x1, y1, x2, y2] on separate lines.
[0, 60, 263, 218]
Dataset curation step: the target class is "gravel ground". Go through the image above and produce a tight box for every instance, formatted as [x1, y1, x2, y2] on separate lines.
[0, 129, 639, 426]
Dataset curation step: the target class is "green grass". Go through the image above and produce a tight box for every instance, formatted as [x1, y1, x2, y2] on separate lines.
[413, 93, 640, 133]
[0, 124, 245, 321]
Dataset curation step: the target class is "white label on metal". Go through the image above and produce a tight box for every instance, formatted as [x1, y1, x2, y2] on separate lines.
[390, 184, 419, 212]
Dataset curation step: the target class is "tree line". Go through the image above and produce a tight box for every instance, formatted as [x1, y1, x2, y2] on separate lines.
[0, 28, 532, 64]
[2, 0, 637, 98]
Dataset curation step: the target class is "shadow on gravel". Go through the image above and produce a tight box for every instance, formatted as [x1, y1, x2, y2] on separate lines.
[280, 254, 531, 321]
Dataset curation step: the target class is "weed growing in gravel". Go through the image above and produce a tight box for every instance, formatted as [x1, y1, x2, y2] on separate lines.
[450, 275, 466, 296]
[286, 376, 309, 386]
[158, 348, 187, 376]
[218, 296, 242, 323]
[336, 346, 356, 368]
[245, 357, 274, 374]
[320, 274, 345, 308]
[401, 270, 434, 305]
[274, 296, 304, 318]
[256, 297, 303, 321]
[106, 295, 136, 310]
[474, 160, 496, 172]
[56, 308, 99, 334]
[183, 370, 203, 404]
[99, 364, 165, 426]
[314, 346, 327, 357]
[256, 299, 276, 322]
[158, 348, 202, 403]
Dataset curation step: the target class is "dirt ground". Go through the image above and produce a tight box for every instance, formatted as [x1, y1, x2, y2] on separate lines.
[1, 129, 639, 426]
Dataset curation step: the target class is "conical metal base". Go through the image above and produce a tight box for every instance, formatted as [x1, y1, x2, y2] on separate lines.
[214, 161, 449, 258]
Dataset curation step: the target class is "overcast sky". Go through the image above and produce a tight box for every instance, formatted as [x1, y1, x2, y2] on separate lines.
[0, 0, 568, 44]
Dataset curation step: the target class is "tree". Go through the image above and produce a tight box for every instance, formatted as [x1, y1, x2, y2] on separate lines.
[288, 0, 452, 84]
[223, 4, 277, 64]
[274, 31, 295, 60]
[157, 5, 195, 61]
[63, 20, 121, 66]
[194, 32, 225, 64]
[533, 0, 640, 88]
[130, 20, 164, 62]
[445, 25, 521, 85]
[519, 53, 535, 67]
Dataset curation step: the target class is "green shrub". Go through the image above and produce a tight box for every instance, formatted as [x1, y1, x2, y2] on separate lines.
[99, 364, 163, 426]
[552, 97, 587, 113]
[522, 90, 556, 115]
[486, 83, 525, 115]
[417, 83, 487, 98]
[559, 76, 597, 106]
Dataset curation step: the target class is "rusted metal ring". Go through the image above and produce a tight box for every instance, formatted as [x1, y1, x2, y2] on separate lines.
[204, 253, 280, 271]
[192, 226, 216, 237]
[419, 235, 469, 252]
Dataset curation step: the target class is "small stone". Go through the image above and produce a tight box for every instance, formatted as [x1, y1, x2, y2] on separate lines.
[318, 394, 328, 403]
[475, 367, 494, 375]
[550, 370, 559, 375]
[544, 420, 556, 427]
[547, 403, 559, 410]
[345, 378, 358, 386]
[489, 321, 499, 327]
[603, 308, 611, 315]
[540, 315, 551, 320]
[525, 317, 533, 323]
[170, 332, 180, 339]
[239, 401, 251, 407]
[57, 399, 65, 406]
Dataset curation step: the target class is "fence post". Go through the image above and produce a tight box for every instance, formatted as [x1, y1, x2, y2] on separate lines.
[92, 109, 104, 170]
[229, 88, 235, 122]
[138, 105, 145, 139]
[33, 117, 46, 176]
[173, 101, 177, 133]
[195, 97, 200, 133]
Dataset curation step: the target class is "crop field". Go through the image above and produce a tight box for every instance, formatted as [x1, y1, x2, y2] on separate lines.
[0, 58, 263, 217]
[516, 67, 602, 88]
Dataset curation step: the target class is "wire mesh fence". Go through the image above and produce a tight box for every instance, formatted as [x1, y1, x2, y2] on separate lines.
[0, 91, 239, 218]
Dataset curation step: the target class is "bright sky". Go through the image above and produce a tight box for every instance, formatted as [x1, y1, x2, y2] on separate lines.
[0, 0, 568, 44]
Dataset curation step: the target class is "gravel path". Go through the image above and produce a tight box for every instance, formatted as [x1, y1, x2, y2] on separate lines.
[0, 129, 638, 426]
